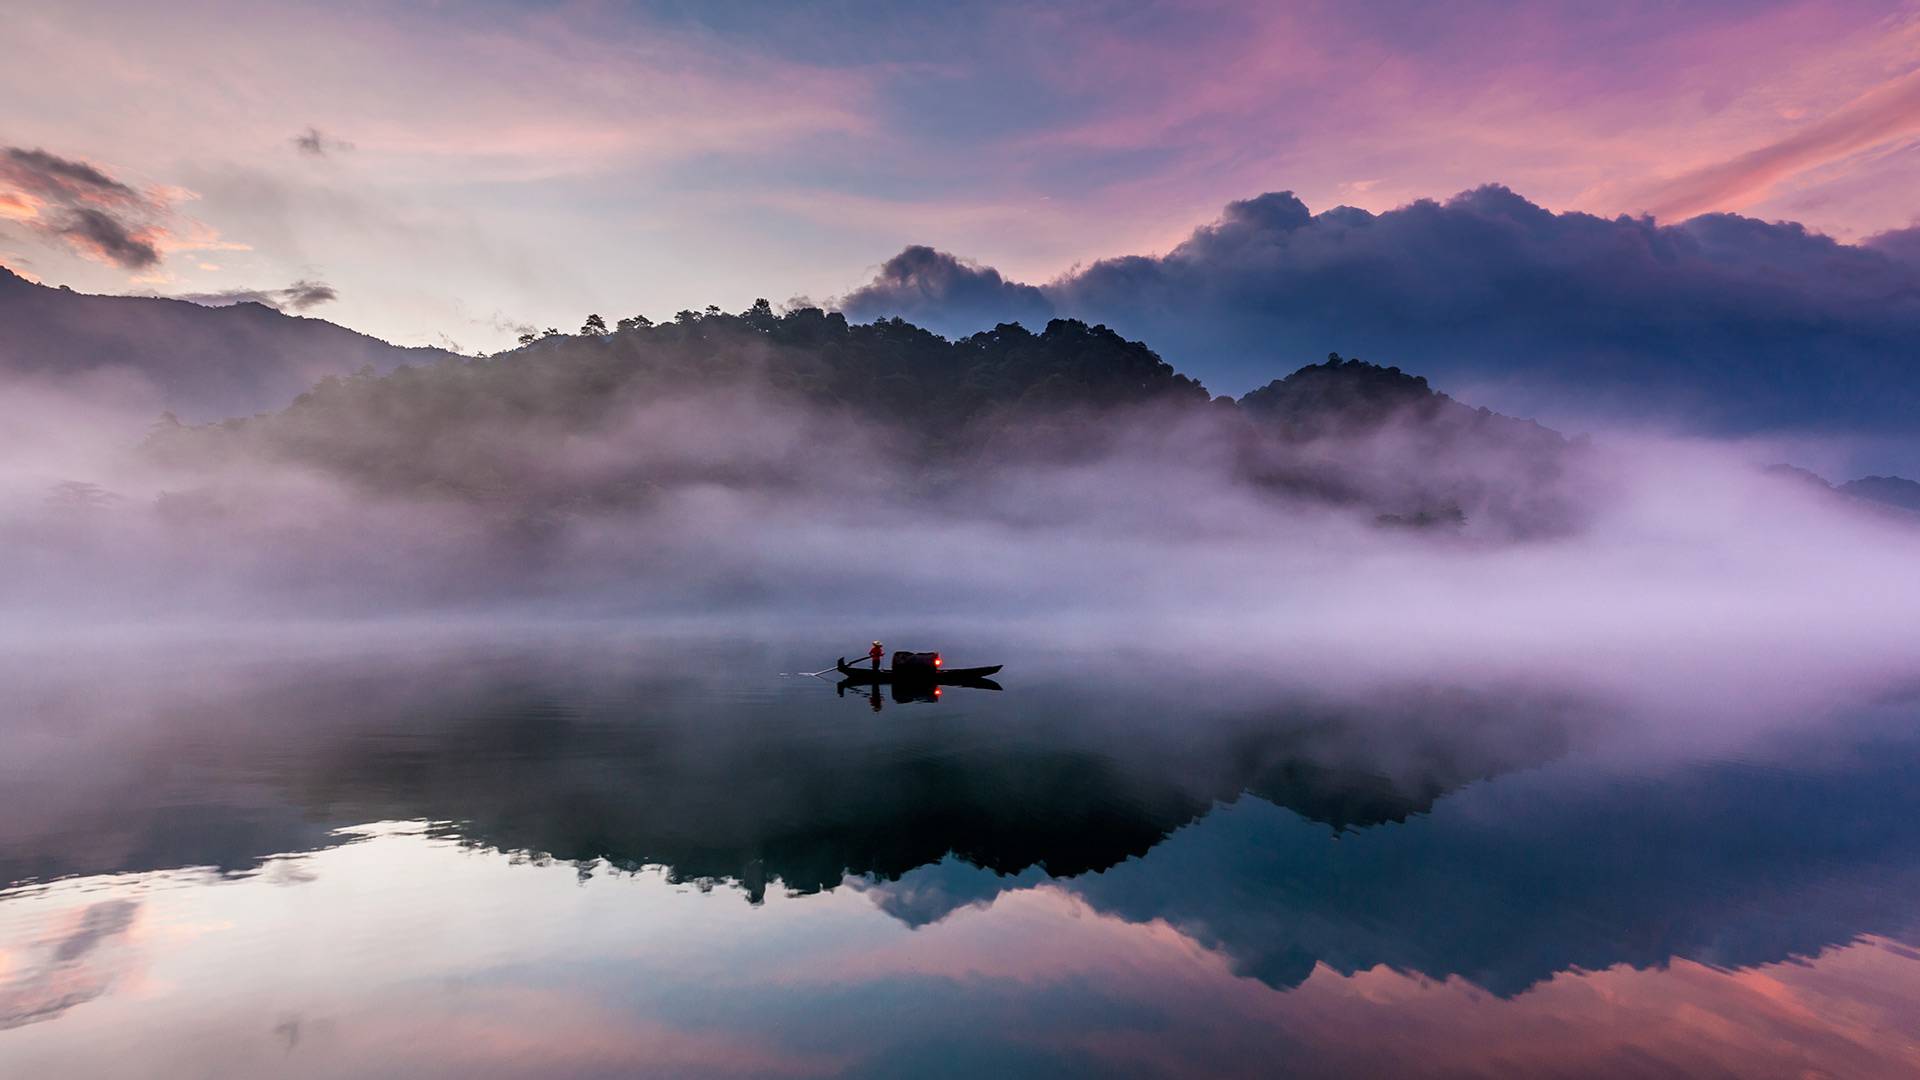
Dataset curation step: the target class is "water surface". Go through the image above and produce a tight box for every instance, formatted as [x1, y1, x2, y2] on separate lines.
[3, 631, 1918, 1077]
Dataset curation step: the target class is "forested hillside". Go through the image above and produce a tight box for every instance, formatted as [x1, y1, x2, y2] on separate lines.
[147, 304, 1587, 536]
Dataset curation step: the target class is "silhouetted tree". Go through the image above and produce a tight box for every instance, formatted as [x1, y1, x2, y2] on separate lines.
[582, 314, 607, 336]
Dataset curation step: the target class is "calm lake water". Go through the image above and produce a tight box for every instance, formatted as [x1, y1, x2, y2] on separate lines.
[4, 629, 1919, 1077]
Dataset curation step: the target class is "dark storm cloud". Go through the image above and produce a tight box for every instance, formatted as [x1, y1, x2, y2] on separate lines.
[840, 187, 1920, 433]
[175, 278, 339, 311]
[0, 145, 165, 270]
[291, 126, 354, 157]
[52, 206, 160, 269]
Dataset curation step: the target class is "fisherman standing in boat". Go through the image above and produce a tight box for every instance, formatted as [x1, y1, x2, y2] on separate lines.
[868, 641, 885, 671]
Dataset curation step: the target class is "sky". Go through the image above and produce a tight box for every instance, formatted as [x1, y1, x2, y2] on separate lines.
[3, 0, 1920, 353]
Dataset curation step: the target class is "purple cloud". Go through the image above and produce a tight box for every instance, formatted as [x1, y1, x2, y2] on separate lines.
[839, 186, 1920, 434]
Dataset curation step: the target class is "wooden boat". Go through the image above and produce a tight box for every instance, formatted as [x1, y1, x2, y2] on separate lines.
[836, 657, 1004, 684]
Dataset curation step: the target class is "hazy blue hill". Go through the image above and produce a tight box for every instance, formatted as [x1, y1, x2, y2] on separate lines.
[1840, 475, 1920, 513]
[1764, 465, 1920, 518]
[1236, 354, 1580, 534]
[1238, 353, 1564, 446]
[0, 265, 454, 420]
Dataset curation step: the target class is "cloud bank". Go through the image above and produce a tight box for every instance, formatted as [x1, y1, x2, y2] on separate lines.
[840, 186, 1920, 437]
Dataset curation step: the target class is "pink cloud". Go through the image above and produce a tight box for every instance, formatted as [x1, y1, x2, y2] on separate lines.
[0, 191, 41, 222]
[0, 3, 875, 180]
[983, 2, 1920, 252]
[0, 147, 241, 274]
[4, 1, 1917, 346]
[1635, 65, 1920, 222]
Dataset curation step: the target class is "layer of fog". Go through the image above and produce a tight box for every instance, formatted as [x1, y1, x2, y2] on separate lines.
[3, 372, 1918, 750]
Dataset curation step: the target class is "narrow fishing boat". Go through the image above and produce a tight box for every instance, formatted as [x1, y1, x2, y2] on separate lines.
[835, 651, 1003, 685]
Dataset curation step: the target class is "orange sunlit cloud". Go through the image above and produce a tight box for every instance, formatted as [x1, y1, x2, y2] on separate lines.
[0, 190, 40, 221]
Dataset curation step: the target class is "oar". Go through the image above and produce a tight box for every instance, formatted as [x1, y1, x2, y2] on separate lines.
[783, 653, 872, 679]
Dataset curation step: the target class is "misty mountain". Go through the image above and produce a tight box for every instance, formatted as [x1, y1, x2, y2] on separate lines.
[0, 265, 454, 421]
[1239, 355, 1536, 438]
[839, 186, 1920, 437]
[1235, 354, 1578, 532]
[1764, 464, 1920, 519]
[1840, 475, 1920, 513]
[147, 304, 1587, 536]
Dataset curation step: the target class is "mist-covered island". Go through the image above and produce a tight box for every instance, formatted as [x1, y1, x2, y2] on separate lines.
[9, 3, 1920, 1077]
[13, 274, 1915, 618]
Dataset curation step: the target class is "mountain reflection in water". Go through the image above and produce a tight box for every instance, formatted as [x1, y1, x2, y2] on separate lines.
[3, 633, 1919, 1077]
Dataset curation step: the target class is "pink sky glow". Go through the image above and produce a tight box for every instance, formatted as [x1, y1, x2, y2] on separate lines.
[2, 0, 1917, 351]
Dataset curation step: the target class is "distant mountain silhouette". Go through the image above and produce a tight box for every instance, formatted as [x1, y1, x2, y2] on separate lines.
[1841, 475, 1920, 513]
[1240, 355, 1549, 442]
[0, 265, 454, 420]
[1764, 463, 1920, 518]
[1237, 354, 1581, 535]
